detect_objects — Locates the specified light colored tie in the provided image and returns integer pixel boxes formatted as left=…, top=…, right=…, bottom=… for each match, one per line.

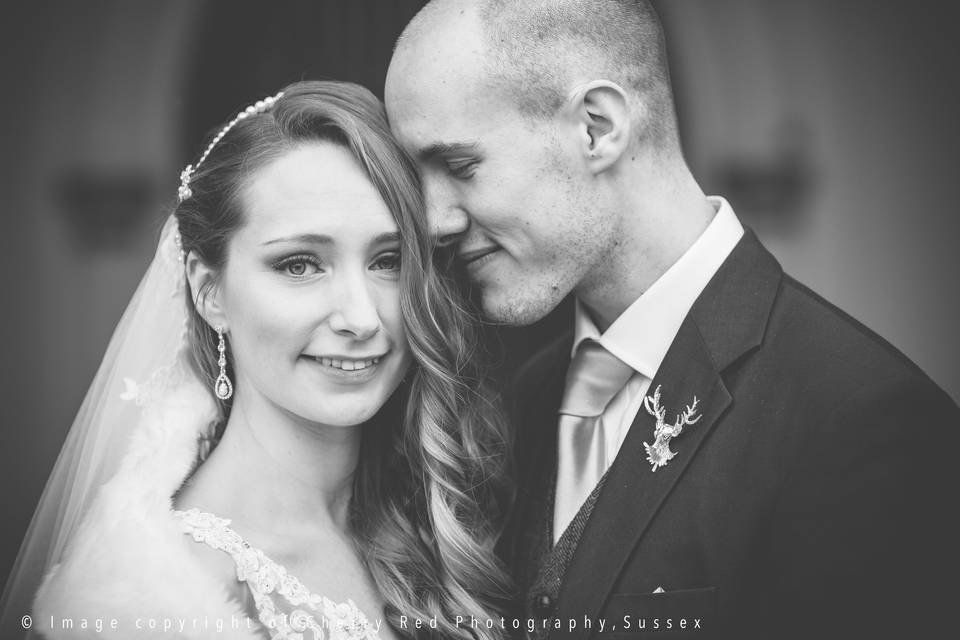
left=553, top=339, right=636, bottom=542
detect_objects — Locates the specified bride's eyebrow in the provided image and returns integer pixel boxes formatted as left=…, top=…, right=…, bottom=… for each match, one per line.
left=371, top=231, right=401, bottom=245
left=261, top=232, right=401, bottom=247
left=261, top=234, right=333, bottom=246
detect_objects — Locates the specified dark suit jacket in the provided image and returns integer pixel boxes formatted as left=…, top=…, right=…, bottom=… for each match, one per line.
left=503, top=231, right=959, bottom=640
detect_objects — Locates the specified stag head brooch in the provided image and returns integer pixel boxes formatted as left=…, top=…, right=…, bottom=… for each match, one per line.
left=642, top=385, right=702, bottom=472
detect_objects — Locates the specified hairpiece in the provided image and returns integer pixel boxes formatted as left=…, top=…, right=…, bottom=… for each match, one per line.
left=177, top=91, right=284, bottom=202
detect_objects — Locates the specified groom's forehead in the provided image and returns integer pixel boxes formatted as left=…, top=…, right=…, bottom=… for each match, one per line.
left=386, top=12, right=504, bottom=149
left=387, top=70, right=494, bottom=145
left=391, top=90, right=515, bottom=167
left=389, top=100, right=482, bottom=161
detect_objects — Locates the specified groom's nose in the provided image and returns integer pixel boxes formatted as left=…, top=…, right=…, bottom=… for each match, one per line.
left=425, top=180, right=469, bottom=247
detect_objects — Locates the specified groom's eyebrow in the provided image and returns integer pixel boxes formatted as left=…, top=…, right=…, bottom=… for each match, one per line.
left=419, top=141, right=479, bottom=160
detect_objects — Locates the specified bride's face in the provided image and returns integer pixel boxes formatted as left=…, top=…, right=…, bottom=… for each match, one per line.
left=215, top=142, right=412, bottom=428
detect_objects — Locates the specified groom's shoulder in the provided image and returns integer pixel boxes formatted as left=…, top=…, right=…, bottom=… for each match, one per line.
left=745, top=268, right=958, bottom=432
left=766, top=271, right=934, bottom=386
left=720, top=231, right=932, bottom=388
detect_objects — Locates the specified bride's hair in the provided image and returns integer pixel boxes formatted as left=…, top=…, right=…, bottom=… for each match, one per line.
left=174, top=80, right=511, bottom=639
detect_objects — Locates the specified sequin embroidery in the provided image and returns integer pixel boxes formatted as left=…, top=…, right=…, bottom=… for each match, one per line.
left=173, top=508, right=382, bottom=640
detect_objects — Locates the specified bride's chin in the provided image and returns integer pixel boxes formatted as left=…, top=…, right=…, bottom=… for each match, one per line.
left=296, top=399, right=382, bottom=430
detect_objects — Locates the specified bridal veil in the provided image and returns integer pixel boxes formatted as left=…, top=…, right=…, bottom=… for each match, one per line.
left=0, top=215, right=218, bottom=635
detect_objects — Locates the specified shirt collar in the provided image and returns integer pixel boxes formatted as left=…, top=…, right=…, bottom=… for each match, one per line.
left=572, top=196, right=745, bottom=377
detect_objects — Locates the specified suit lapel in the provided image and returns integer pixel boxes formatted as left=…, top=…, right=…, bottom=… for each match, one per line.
left=554, top=319, right=731, bottom=639
left=506, top=332, right=572, bottom=578
left=552, top=231, right=782, bottom=640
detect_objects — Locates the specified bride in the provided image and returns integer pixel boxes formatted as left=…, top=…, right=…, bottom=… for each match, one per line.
left=1, top=81, right=511, bottom=639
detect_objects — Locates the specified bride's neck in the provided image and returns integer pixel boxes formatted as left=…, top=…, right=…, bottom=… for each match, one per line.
left=179, top=393, right=362, bottom=533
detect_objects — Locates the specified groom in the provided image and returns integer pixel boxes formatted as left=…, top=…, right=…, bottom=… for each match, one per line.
left=385, top=1, right=958, bottom=638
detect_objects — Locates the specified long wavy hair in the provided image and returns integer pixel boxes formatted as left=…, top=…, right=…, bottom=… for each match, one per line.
left=174, top=80, right=512, bottom=639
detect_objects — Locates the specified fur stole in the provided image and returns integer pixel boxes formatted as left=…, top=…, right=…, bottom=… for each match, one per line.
left=33, top=380, right=264, bottom=639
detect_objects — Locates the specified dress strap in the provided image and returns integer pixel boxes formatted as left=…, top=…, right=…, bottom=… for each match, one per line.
left=172, top=508, right=381, bottom=640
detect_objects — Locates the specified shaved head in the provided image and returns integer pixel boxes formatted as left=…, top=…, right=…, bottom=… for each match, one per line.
left=393, top=0, right=679, bottom=150
left=385, top=0, right=691, bottom=325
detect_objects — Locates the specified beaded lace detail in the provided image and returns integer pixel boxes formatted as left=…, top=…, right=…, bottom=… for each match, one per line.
left=173, top=508, right=382, bottom=640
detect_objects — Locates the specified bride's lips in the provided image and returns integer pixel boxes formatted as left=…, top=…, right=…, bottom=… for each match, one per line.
left=302, top=353, right=387, bottom=381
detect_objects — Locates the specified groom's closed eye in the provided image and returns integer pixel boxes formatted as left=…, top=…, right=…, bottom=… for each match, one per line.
left=445, top=158, right=479, bottom=179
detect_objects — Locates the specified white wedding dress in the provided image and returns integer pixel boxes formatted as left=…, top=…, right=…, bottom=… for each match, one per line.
left=174, top=509, right=381, bottom=640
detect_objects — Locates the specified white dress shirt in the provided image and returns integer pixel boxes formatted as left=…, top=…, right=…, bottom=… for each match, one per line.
left=553, top=196, right=744, bottom=542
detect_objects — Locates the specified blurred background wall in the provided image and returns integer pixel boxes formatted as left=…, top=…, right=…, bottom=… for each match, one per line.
left=2, top=0, right=958, bottom=595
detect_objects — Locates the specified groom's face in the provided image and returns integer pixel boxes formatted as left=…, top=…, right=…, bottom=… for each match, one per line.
left=386, top=36, right=615, bottom=325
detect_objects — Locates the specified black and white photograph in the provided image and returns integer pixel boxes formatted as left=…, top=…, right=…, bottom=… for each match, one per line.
left=1, top=2, right=958, bottom=639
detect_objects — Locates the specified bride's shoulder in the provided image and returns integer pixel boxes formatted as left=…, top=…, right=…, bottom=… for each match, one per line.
left=32, top=395, right=259, bottom=637
left=34, top=498, right=258, bottom=638
left=170, top=505, right=248, bottom=603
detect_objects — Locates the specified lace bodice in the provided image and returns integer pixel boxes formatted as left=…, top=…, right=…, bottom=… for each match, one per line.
left=173, top=508, right=382, bottom=640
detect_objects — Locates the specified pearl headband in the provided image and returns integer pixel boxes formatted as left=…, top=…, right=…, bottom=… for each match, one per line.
left=177, top=91, right=284, bottom=203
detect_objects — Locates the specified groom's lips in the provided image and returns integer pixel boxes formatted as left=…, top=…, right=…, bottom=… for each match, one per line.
left=458, top=245, right=500, bottom=267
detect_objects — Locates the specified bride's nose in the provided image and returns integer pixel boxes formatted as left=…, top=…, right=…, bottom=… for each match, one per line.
left=327, top=275, right=382, bottom=341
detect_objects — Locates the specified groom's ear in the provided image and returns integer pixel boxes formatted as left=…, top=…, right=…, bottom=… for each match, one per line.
left=562, top=80, right=632, bottom=174
left=185, top=251, right=227, bottom=330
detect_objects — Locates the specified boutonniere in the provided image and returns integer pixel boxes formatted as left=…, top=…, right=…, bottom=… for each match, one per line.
left=642, top=385, right=702, bottom=472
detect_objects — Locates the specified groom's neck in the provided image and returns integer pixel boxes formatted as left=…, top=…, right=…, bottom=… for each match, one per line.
left=576, top=162, right=715, bottom=332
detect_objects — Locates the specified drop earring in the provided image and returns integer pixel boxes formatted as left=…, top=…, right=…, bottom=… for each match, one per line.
left=214, top=326, right=234, bottom=400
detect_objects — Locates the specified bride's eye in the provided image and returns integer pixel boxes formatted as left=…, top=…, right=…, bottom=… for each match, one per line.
left=273, top=255, right=323, bottom=278
left=371, top=251, right=401, bottom=273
